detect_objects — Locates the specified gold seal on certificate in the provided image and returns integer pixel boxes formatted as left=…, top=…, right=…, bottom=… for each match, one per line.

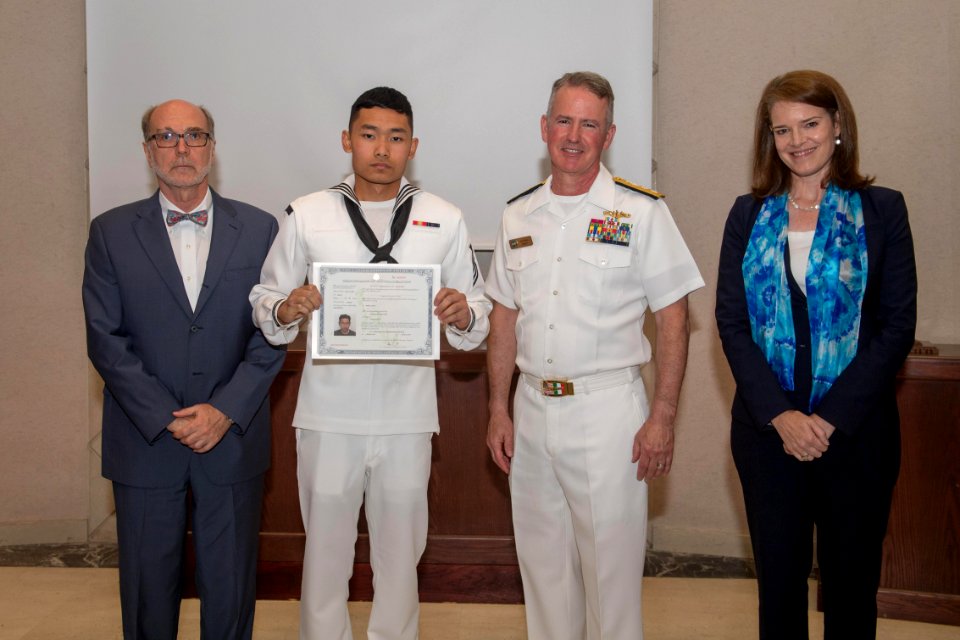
left=311, top=263, right=441, bottom=360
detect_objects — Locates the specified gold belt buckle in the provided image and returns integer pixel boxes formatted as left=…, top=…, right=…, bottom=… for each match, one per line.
left=541, top=379, right=574, bottom=397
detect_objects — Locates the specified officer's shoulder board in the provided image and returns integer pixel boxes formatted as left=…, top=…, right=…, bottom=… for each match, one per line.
left=613, top=176, right=664, bottom=200
left=507, top=181, right=546, bottom=205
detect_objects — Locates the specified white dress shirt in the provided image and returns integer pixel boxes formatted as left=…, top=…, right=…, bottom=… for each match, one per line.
left=159, top=189, right=213, bottom=311
left=486, top=164, right=704, bottom=379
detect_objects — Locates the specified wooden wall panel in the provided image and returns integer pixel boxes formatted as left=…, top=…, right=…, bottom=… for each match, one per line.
left=876, top=347, right=960, bottom=625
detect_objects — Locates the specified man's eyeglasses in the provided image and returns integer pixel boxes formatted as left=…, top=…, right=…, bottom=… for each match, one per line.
left=148, top=131, right=212, bottom=148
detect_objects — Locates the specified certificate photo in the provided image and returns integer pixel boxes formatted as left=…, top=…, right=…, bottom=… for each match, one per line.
left=311, top=263, right=441, bottom=360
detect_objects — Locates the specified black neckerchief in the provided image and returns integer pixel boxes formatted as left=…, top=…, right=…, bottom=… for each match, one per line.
left=331, top=182, right=420, bottom=263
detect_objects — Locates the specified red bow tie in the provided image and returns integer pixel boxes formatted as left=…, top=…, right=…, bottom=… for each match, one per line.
left=166, top=209, right=208, bottom=227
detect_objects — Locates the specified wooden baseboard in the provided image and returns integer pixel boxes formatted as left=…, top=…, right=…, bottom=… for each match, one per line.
left=190, top=561, right=524, bottom=603
left=818, top=580, right=960, bottom=627
left=184, top=532, right=524, bottom=603
left=877, top=588, right=960, bottom=627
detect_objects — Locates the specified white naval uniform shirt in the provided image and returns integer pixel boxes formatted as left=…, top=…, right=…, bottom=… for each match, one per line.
left=486, top=164, right=704, bottom=380
left=250, top=175, right=491, bottom=435
left=159, top=189, right=213, bottom=311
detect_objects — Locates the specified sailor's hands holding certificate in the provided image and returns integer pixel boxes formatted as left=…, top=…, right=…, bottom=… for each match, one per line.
left=434, top=287, right=470, bottom=331
left=278, top=284, right=322, bottom=325
left=281, top=284, right=466, bottom=329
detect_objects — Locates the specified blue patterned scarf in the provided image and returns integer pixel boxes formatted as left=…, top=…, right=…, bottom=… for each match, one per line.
left=742, top=184, right=867, bottom=410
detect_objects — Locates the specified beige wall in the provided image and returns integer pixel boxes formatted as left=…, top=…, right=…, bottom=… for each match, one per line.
left=649, top=0, right=960, bottom=556
left=0, top=1, right=91, bottom=543
left=0, top=1, right=956, bottom=557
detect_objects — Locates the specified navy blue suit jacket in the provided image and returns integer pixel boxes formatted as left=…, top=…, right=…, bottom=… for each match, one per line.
left=716, top=186, right=917, bottom=436
left=83, top=189, right=286, bottom=487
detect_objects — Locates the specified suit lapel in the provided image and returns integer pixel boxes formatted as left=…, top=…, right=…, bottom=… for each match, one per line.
left=860, top=188, right=883, bottom=294
left=133, top=193, right=194, bottom=318
left=194, top=189, right=240, bottom=317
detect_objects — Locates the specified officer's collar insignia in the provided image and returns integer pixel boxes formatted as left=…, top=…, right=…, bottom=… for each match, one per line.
left=613, top=177, right=664, bottom=199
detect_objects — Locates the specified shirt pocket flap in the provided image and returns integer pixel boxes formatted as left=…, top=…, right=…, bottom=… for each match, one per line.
left=505, top=246, right=540, bottom=271
left=578, top=243, right=632, bottom=269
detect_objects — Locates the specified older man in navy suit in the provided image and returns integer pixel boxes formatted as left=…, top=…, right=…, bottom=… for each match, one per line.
left=83, top=99, right=285, bottom=639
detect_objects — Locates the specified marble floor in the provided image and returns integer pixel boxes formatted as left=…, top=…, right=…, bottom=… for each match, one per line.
left=0, top=567, right=957, bottom=639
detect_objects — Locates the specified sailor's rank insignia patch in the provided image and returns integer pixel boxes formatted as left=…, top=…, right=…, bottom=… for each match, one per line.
left=586, top=216, right=632, bottom=246
left=509, top=235, right=534, bottom=249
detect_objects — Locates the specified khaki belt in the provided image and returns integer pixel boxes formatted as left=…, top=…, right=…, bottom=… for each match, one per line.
left=522, top=366, right=641, bottom=397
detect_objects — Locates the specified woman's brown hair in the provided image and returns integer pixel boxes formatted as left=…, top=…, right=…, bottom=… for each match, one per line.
left=751, top=70, right=873, bottom=198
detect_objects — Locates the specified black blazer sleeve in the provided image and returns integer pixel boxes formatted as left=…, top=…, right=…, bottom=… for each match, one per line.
left=715, top=194, right=795, bottom=428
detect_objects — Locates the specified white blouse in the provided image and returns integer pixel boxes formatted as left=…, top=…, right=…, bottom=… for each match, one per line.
left=787, top=229, right=815, bottom=296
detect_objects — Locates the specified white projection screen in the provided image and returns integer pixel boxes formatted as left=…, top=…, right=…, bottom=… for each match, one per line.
left=87, top=1, right=653, bottom=249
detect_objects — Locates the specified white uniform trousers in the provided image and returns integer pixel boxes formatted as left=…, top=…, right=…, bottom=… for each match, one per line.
left=510, top=376, right=650, bottom=640
left=296, top=429, right=433, bottom=640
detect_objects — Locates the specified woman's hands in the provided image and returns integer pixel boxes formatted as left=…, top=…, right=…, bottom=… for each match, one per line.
left=771, top=410, right=836, bottom=461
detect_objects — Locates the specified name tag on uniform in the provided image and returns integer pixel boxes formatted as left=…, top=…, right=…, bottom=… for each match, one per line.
left=509, top=235, right=534, bottom=249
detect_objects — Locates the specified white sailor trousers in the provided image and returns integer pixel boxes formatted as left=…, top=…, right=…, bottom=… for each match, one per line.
left=296, top=429, right=432, bottom=640
left=510, top=376, right=649, bottom=640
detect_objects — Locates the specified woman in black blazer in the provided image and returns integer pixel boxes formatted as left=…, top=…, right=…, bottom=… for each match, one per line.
left=716, top=70, right=917, bottom=640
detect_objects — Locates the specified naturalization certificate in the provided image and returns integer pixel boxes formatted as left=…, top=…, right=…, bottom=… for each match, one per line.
left=310, top=263, right=441, bottom=360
